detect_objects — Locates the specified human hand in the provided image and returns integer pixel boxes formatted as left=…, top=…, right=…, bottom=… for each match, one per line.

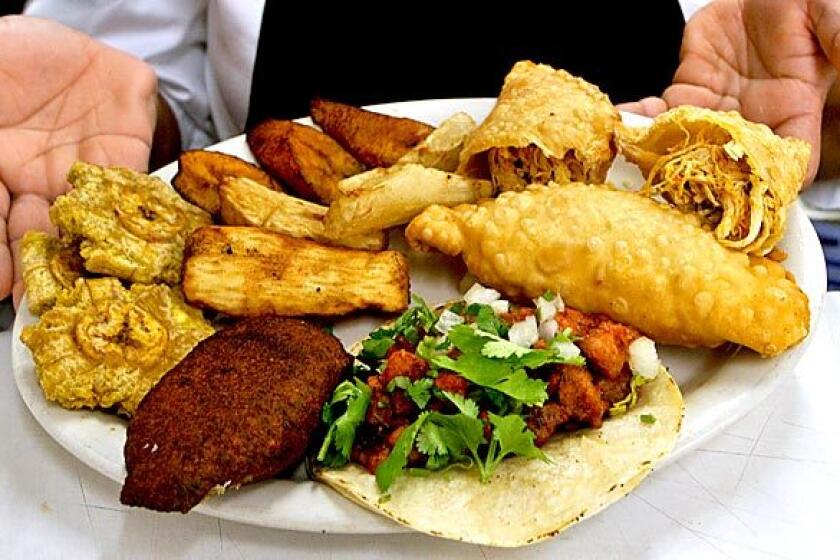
left=0, top=16, right=156, bottom=308
left=620, top=0, right=840, bottom=184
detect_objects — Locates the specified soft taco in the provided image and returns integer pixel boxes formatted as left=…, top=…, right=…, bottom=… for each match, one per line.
left=313, top=285, right=683, bottom=547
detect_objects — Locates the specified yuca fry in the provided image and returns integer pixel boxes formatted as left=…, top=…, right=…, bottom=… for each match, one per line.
left=247, top=120, right=364, bottom=203
left=172, top=150, right=282, bottom=215
left=310, top=99, right=433, bottom=168
left=323, top=164, right=494, bottom=239
left=182, top=226, right=409, bottom=317
left=219, top=177, right=386, bottom=250
left=397, top=112, right=477, bottom=172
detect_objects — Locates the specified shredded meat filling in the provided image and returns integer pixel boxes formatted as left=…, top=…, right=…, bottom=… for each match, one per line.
left=487, top=145, right=586, bottom=191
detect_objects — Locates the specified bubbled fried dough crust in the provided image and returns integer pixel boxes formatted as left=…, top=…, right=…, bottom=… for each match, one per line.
left=406, top=183, right=809, bottom=356
left=120, top=317, right=351, bottom=513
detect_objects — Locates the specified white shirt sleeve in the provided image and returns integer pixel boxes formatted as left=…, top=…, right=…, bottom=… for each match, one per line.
left=24, top=0, right=217, bottom=149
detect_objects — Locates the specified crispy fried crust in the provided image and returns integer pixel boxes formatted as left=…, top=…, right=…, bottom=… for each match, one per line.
left=406, top=184, right=809, bottom=356
left=172, top=150, right=282, bottom=215
left=21, top=231, right=84, bottom=315
left=181, top=226, right=409, bottom=316
left=247, top=120, right=363, bottom=203
left=51, top=162, right=211, bottom=285
left=310, top=99, right=434, bottom=168
left=20, top=278, right=214, bottom=416
left=120, top=316, right=350, bottom=512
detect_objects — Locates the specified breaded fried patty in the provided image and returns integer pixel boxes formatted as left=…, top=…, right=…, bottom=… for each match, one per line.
left=120, top=316, right=350, bottom=513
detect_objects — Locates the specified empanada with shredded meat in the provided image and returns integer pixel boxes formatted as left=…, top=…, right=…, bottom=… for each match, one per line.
left=458, top=61, right=619, bottom=190
left=617, top=106, right=810, bottom=256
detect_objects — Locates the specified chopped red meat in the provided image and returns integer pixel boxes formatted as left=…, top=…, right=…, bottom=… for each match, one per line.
left=434, top=372, right=469, bottom=395
left=577, top=320, right=639, bottom=379
left=380, top=349, right=428, bottom=385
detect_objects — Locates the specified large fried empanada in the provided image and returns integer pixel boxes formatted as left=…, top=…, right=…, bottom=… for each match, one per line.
left=617, top=106, right=810, bottom=256
left=406, top=183, right=809, bottom=357
left=458, top=61, right=619, bottom=191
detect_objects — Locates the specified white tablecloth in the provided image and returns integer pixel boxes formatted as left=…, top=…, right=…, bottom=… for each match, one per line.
left=2, top=294, right=838, bottom=560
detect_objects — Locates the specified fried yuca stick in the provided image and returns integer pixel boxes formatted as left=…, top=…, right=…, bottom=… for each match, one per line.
left=219, top=177, right=387, bottom=250
left=323, top=164, right=494, bottom=239
left=182, top=226, right=408, bottom=317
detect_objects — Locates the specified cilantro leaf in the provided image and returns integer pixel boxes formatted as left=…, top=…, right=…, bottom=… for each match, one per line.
left=317, top=379, right=371, bottom=467
left=482, top=338, right=530, bottom=359
left=640, top=414, right=657, bottom=424
left=432, top=353, right=548, bottom=406
left=416, top=422, right=448, bottom=456
left=465, top=303, right=508, bottom=337
left=406, top=378, right=434, bottom=409
left=376, top=413, right=430, bottom=491
left=360, top=337, right=394, bottom=361
left=488, top=412, right=548, bottom=463
left=441, top=391, right=480, bottom=418
left=416, top=335, right=449, bottom=362
left=386, top=376, right=434, bottom=410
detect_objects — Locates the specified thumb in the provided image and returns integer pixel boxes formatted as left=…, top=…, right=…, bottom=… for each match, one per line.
left=0, top=184, right=10, bottom=305
left=616, top=97, right=669, bottom=118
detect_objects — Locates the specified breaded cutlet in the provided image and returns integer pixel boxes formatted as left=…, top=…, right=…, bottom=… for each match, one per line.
left=120, top=316, right=350, bottom=513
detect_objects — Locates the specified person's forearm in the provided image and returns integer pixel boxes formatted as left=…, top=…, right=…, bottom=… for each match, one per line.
left=149, top=93, right=181, bottom=171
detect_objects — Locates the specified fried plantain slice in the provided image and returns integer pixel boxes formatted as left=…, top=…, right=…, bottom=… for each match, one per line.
left=172, top=150, right=282, bottom=215
left=310, top=99, right=434, bottom=168
left=247, top=120, right=363, bottom=203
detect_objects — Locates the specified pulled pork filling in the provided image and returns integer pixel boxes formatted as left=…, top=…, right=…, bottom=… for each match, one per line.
left=487, top=145, right=586, bottom=191
left=643, top=141, right=757, bottom=246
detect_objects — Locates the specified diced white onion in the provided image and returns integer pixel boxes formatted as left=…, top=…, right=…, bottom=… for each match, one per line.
left=508, top=315, right=539, bottom=348
left=489, top=299, right=510, bottom=315
left=538, top=318, right=558, bottom=341
left=552, top=340, right=581, bottom=359
left=628, top=336, right=661, bottom=380
left=534, top=298, right=556, bottom=324
left=435, top=309, right=464, bottom=334
left=463, top=283, right=501, bottom=306
left=552, top=293, right=565, bottom=312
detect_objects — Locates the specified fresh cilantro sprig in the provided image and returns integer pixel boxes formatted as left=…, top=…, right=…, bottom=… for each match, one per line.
left=317, top=379, right=371, bottom=467
left=482, top=412, right=548, bottom=476
left=386, top=376, right=435, bottom=409
left=430, top=324, right=586, bottom=406
left=465, top=303, right=508, bottom=337
left=374, top=410, right=548, bottom=491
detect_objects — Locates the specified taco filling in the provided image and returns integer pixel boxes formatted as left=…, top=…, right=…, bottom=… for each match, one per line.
left=317, top=284, right=664, bottom=492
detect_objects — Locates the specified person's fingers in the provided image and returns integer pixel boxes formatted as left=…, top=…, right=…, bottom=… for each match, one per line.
left=616, top=97, right=668, bottom=117
left=0, top=182, right=11, bottom=303
left=8, top=194, right=55, bottom=309
left=662, top=83, right=741, bottom=111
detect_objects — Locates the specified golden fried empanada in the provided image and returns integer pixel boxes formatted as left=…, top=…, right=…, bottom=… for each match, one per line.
left=51, top=162, right=211, bottom=284
left=617, top=106, right=810, bottom=256
left=458, top=61, right=619, bottom=190
left=20, top=277, right=214, bottom=416
left=406, top=183, right=809, bottom=356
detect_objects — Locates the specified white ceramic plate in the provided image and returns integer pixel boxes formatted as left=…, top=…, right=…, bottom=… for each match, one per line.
left=12, top=99, right=827, bottom=534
